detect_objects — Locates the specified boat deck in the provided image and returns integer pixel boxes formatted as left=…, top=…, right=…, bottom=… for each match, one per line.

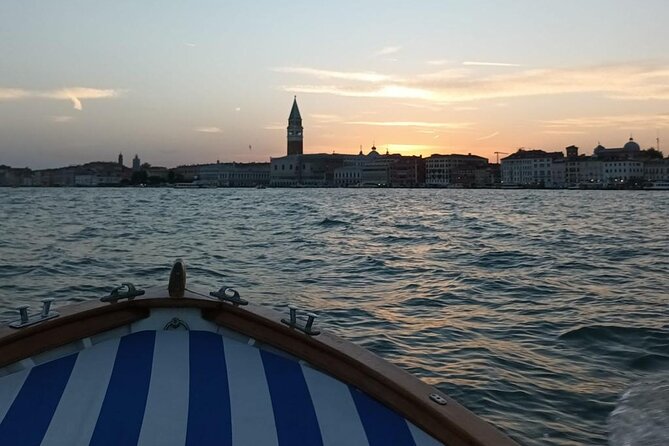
left=0, top=329, right=441, bottom=446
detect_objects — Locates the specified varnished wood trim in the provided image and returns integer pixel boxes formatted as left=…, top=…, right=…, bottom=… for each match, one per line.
left=0, top=289, right=517, bottom=446
left=0, top=307, right=149, bottom=368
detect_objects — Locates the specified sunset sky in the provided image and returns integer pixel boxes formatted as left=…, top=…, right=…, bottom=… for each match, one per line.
left=2, top=0, right=669, bottom=168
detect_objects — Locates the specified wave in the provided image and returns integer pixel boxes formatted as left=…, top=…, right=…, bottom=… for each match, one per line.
left=559, top=325, right=668, bottom=342
left=317, top=217, right=349, bottom=227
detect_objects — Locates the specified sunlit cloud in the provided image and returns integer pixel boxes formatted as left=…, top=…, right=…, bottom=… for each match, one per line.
left=235, top=107, right=241, bottom=111
left=194, top=126, right=223, bottom=133
left=398, top=102, right=442, bottom=111
left=0, top=87, right=121, bottom=110
left=462, top=61, right=522, bottom=67
left=386, top=144, right=447, bottom=154
left=279, top=63, right=669, bottom=103
left=273, top=67, right=391, bottom=83
left=454, top=106, right=479, bottom=111
left=476, top=131, right=499, bottom=140
left=541, top=113, right=669, bottom=129
left=376, top=46, right=402, bottom=56
left=310, top=113, right=343, bottom=123
left=347, top=121, right=473, bottom=130
left=427, top=60, right=450, bottom=66
left=284, top=84, right=436, bottom=100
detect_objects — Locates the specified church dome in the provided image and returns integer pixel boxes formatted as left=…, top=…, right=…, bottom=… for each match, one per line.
left=624, top=137, right=640, bottom=151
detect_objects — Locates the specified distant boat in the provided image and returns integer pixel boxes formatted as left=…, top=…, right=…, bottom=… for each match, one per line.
left=0, top=260, right=517, bottom=446
left=644, top=181, right=669, bottom=190
left=173, top=182, right=200, bottom=188
left=255, top=184, right=266, bottom=189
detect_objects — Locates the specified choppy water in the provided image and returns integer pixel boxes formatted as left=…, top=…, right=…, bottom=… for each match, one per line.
left=1, top=188, right=668, bottom=445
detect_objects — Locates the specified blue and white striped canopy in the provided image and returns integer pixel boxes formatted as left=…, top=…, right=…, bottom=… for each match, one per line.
left=0, top=330, right=443, bottom=446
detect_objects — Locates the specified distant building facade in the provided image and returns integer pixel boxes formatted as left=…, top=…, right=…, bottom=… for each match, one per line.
left=501, top=149, right=564, bottom=187
left=198, top=162, right=270, bottom=186
left=132, top=154, right=141, bottom=171
left=426, top=154, right=488, bottom=187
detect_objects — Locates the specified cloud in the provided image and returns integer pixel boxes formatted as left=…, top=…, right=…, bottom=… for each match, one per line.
left=347, top=121, right=473, bottom=130
left=69, top=95, right=82, bottom=110
left=427, top=60, right=450, bottom=66
left=284, top=84, right=435, bottom=100
left=398, top=102, right=443, bottom=111
left=0, top=87, right=121, bottom=110
left=263, top=123, right=285, bottom=130
left=49, top=115, right=74, bottom=123
left=541, top=113, right=669, bottom=129
left=462, top=61, right=521, bottom=67
left=278, top=63, right=669, bottom=103
left=386, top=143, right=445, bottom=153
left=476, top=131, right=499, bottom=140
left=310, top=113, right=342, bottom=123
left=542, top=130, right=587, bottom=135
left=184, top=42, right=197, bottom=47
left=0, top=88, right=30, bottom=100
left=274, top=67, right=391, bottom=83
left=194, top=126, right=223, bottom=133
left=376, top=46, right=402, bottom=56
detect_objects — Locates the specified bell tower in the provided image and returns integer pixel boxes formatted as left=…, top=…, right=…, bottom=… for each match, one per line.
left=287, top=96, right=303, bottom=155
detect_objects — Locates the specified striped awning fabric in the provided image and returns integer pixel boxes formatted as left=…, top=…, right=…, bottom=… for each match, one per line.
left=0, top=330, right=443, bottom=446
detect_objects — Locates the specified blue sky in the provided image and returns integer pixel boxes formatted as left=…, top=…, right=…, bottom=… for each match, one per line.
left=1, top=1, right=668, bottom=168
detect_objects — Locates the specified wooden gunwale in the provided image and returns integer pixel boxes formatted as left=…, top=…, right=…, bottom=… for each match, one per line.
left=0, top=287, right=518, bottom=446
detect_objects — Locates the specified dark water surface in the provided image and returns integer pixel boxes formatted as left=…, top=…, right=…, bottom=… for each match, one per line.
left=1, top=188, right=668, bottom=445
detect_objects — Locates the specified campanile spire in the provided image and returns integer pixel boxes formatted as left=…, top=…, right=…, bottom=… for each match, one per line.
left=287, top=96, right=303, bottom=155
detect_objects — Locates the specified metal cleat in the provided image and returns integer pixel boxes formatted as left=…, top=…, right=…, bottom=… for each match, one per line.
left=101, top=282, right=145, bottom=303
left=281, top=306, right=321, bottom=336
left=210, top=287, right=248, bottom=306
left=10, top=299, right=60, bottom=328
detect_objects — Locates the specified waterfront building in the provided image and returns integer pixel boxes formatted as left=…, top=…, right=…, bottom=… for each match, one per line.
left=560, top=139, right=666, bottom=187
left=172, top=164, right=200, bottom=182
left=332, top=146, right=425, bottom=187
left=271, top=153, right=352, bottom=187
left=474, top=163, right=501, bottom=187
left=0, top=165, right=32, bottom=187
left=132, top=154, right=141, bottom=171
left=333, top=151, right=365, bottom=187
left=425, top=154, right=488, bottom=187
left=500, top=149, right=564, bottom=187
left=593, top=137, right=642, bottom=160
left=388, top=154, right=425, bottom=187
left=359, top=146, right=392, bottom=186
left=198, top=162, right=270, bottom=186
left=562, top=145, right=606, bottom=187
left=644, top=158, right=669, bottom=181
left=601, top=160, right=644, bottom=185
left=74, top=174, right=98, bottom=187
left=145, top=166, right=169, bottom=181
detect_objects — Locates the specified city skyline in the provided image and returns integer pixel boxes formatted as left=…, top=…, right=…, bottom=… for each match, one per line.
left=2, top=1, right=669, bottom=168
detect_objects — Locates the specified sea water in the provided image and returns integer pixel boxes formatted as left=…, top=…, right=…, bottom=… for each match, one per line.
left=0, top=188, right=667, bottom=445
